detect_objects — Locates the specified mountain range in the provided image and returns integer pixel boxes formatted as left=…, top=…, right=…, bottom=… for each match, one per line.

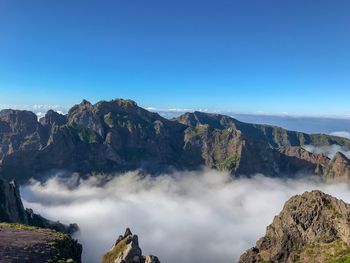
left=1, top=99, right=350, bottom=262
left=0, top=98, right=349, bottom=183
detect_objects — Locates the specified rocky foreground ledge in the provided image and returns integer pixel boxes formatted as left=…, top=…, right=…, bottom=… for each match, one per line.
left=0, top=175, right=82, bottom=262
left=239, top=190, right=350, bottom=263
left=0, top=223, right=82, bottom=263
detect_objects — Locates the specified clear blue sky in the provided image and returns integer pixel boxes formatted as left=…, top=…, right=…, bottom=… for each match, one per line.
left=0, top=0, right=349, bottom=116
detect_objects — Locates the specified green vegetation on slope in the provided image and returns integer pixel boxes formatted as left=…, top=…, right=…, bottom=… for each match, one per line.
left=70, top=124, right=99, bottom=143
left=296, top=240, right=350, bottom=263
left=216, top=154, right=240, bottom=171
left=102, top=238, right=128, bottom=263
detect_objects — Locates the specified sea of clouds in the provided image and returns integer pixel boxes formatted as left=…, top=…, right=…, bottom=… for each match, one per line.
left=21, top=170, right=350, bottom=263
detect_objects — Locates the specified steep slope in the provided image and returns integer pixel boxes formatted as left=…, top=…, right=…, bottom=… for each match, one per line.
left=176, top=111, right=350, bottom=149
left=102, top=228, right=160, bottom=263
left=177, top=111, right=350, bottom=177
left=1, top=98, right=350, bottom=182
left=239, top=191, right=350, bottom=263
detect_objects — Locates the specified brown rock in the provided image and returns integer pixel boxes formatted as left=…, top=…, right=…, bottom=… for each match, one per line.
left=325, top=152, right=350, bottom=182
left=102, top=228, right=160, bottom=263
left=239, top=190, right=350, bottom=263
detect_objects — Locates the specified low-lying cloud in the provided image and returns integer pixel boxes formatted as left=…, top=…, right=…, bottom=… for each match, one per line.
left=21, top=170, right=350, bottom=263
left=331, top=131, right=350, bottom=139
left=303, top=144, right=350, bottom=159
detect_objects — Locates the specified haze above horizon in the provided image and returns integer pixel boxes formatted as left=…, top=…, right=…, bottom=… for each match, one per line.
left=0, top=0, right=349, bottom=117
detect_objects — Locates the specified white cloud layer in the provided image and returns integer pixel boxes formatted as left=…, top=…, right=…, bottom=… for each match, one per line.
left=0, top=104, right=68, bottom=119
left=303, top=144, right=350, bottom=159
left=331, top=131, right=350, bottom=139
left=21, top=170, right=350, bottom=263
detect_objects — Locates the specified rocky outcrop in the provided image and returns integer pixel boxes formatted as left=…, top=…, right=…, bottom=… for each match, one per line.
left=40, top=109, right=67, bottom=131
left=0, top=175, right=82, bottom=262
left=0, top=175, right=79, bottom=234
left=26, top=208, right=79, bottom=235
left=1, top=98, right=350, bottom=182
left=325, top=152, right=350, bottom=182
left=239, top=190, right=350, bottom=263
left=102, top=228, right=160, bottom=263
left=0, top=223, right=82, bottom=263
left=280, top=147, right=350, bottom=181
left=0, top=177, right=28, bottom=223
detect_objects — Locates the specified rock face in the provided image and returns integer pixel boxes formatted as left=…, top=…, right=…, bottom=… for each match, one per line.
left=0, top=175, right=82, bottom=262
left=0, top=175, right=78, bottom=234
left=1, top=98, right=350, bottom=182
left=0, top=223, right=82, bottom=263
left=280, top=147, right=350, bottom=181
left=0, top=177, right=28, bottom=223
left=102, top=228, right=160, bottom=263
left=239, top=190, right=350, bottom=263
left=26, top=208, right=79, bottom=235
left=325, top=152, right=350, bottom=182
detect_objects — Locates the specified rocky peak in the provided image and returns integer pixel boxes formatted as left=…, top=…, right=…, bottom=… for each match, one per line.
left=68, top=99, right=95, bottom=117
left=39, top=109, right=67, bottom=128
left=239, top=190, right=350, bottom=263
left=325, top=152, right=350, bottom=181
left=0, top=109, right=39, bottom=134
left=68, top=99, right=104, bottom=137
left=113, top=98, right=138, bottom=108
left=102, top=228, right=160, bottom=263
left=333, top=151, right=350, bottom=162
left=176, top=111, right=237, bottom=130
left=81, top=99, right=92, bottom=105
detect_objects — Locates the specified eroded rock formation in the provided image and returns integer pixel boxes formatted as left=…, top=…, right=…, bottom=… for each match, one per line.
left=239, top=190, right=350, bottom=263
left=102, top=228, right=160, bottom=263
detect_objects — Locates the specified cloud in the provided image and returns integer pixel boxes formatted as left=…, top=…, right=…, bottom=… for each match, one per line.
left=303, top=144, right=350, bottom=159
left=21, top=170, right=350, bottom=263
left=0, top=104, right=68, bottom=119
left=330, top=131, right=350, bottom=139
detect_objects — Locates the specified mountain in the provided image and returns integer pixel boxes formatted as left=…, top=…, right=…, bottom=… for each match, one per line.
left=102, top=228, right=160, bottom=263
left=1, top=98, right=350, bottom=182
left=239, top=190, right=350, bottom=263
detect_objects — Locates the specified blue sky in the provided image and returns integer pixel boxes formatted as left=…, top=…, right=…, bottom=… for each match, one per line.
left=0, top=0, right=349, bottom=116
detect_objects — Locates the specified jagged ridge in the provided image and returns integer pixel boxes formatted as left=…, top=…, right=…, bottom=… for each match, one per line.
left=0, top=98, right=350, bottom=182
